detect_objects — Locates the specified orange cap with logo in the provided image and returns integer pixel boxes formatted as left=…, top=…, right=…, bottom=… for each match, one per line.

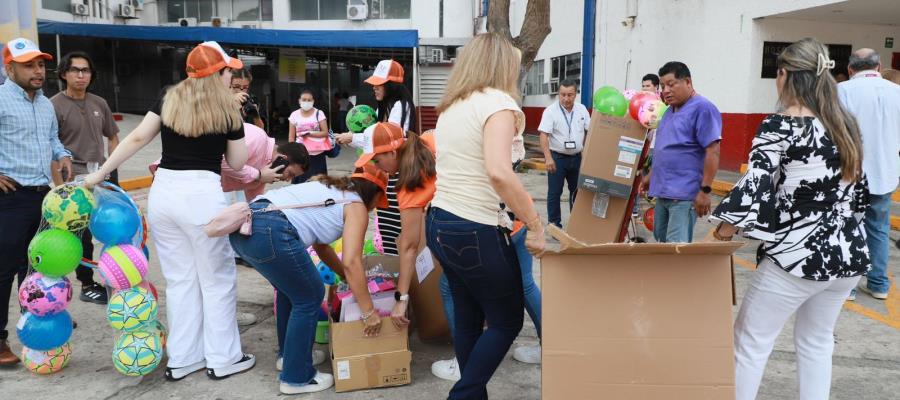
left=3, top=38, right=53, bottom=65
left=354, top=122, right=405, bottom=168
left=186, top=41, right=244, bottom=78
left=364, top=59, right=404, bottom=86
left=351, top=163, right=390, bottom=208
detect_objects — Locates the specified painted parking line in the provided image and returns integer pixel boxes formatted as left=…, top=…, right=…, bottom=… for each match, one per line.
left=733, top=255, right=900, bottom=330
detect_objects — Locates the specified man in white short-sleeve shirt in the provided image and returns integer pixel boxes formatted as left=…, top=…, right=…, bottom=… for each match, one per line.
left=538, top=79, right=590, bottom=228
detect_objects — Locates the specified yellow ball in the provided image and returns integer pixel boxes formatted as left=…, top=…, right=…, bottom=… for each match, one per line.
left=42, top=184, right=95, bottom=232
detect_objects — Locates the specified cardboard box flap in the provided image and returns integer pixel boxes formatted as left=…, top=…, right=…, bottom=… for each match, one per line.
left=548, top=225, right=743, bottom=255
left=330, top=318, right=409, bottom=359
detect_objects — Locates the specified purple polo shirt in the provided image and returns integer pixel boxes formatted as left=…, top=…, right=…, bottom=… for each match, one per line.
left=648, top=94, right=722, bottom=201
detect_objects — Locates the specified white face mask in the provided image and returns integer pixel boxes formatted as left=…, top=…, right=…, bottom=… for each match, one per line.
left=300, top=101, right=314, bottom=111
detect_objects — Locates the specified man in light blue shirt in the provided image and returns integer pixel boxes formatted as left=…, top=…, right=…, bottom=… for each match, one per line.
left=0, top=38, right=72, bottom=365
left=838, top=48, right=900, bottom=300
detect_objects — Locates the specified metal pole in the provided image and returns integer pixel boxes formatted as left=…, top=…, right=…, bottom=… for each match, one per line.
left=55, top=34, right=62, bottom=91
left=112, top=40, right=119, bottom=112
left=327, top=50, right=332, bottom=123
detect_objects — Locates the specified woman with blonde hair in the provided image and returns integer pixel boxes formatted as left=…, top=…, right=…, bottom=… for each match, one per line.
left=85, top=41, right=255, bottom=381
left=426, top=32, right=545, bottom=399
left=710, top=38, right=869, bottom=400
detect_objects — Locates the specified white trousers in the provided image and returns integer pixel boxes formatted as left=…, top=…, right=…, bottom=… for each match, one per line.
left=734, top=259, right=860, bottom=400
left=149, top=168, right=243, bottom=369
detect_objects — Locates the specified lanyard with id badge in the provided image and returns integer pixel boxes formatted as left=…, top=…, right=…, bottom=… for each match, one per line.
left=559, top=104, right=577, bottom=150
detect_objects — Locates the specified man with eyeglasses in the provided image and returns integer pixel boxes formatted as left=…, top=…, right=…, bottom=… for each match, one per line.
left=50, top=51, right=120, bottom=305
left=1, top=38, right=73, bottom=366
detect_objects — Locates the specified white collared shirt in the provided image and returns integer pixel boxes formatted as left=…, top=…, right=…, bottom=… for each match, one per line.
left=538, top=101, right=590, bottom=155
left=838, top=70, right=900, bottom=195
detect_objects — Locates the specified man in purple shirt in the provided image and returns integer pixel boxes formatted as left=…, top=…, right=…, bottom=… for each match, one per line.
left=639, top=62, right=721, bottom=243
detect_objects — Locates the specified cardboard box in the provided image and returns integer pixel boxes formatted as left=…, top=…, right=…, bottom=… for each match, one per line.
left=568, top=114, right=647, bottom=243
left=542, top=226, right=741, bottom=400
left=365, top=247, right=450, bottom=342
left=329, top=315, right=412, bottom=393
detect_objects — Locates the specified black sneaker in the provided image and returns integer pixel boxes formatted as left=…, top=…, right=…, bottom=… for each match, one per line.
left=206, top=354, right=256, bottom=380
left=165, top=360, right=207, bottom=381
left=80, top=283, right=108, bottom=304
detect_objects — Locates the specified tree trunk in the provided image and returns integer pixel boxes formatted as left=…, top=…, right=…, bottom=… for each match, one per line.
left=487, top=0, right=552, bottom=87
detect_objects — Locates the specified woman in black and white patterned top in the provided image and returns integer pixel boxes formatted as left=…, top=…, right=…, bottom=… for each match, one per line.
left=710, top=38, right=869, bottom=400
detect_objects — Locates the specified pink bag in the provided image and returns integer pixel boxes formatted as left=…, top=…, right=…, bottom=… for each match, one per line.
left=204, top=198, right=357, bottom=238
left=299, top=110, right=333, bottom=155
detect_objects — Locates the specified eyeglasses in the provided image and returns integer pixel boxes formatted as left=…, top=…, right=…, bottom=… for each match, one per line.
left=67, top=67, right=92, bottom=75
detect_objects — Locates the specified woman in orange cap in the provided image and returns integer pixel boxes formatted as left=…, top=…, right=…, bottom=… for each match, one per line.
left=228, top=164, right=388, bottom=394
left=85, top=41, right=255, bottom=381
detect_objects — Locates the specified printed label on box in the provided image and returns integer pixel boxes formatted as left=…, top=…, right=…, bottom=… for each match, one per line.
left=337, top=360, right=351, bottom=380
left=592, top=193, right=610, bottom=218
left=415, top=247, right=435, bottom=284
left=617, top=150, right=637, bottom=165
left=618, top=136, right=644, bottom=153
left=613, top=165, right=633, bottom=179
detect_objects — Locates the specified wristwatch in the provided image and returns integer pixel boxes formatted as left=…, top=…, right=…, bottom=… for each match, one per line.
left=394, top=292, right=409, bottom=302
left=701, top=185, right=712, bottom=194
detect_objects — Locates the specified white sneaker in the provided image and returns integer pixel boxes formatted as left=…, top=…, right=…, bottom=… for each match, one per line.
left=165, top=360, right=206, bottom=381
left=513, top=345, right=542, bottom=364
left=237, top=312, right=257, bottom=326
left=431, top=357, right=461, bottom=381
left=280, top=372, right=334, bottom=394
left=277, top=350, right=326, bottom=371
left=207, top=354, right=256, bottom=380
left=858, top=277, right=888, bottom=300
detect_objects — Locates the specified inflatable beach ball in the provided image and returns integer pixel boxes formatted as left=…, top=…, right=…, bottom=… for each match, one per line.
left=346, top=104, right=377, bottom=133
left=42, top=184, right=95, bottom=232
left=22, top=342, right=72, bottom=375
left=28, top=229, right=82, bottom=278
left=18, top=273, right=72, bottom=317
left=16, top=311, right=73, bottom=351
left=108, top=286, right=158, bottom=332
left=98, top=245, right=148, bottom=290
left=112, top=331, right=163, bottom=376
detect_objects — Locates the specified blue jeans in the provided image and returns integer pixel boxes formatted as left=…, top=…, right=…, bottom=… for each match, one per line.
left=440, top=228, right=542, bottom=340
left=864, top=193, right=892, bottom=293
left=547, top=151, right=581, bottom=227
left=653, top=198, right=696, bottom=243
left=426, top=207, right=524, bottom=400
left=229, top=201, right=325, bottom=386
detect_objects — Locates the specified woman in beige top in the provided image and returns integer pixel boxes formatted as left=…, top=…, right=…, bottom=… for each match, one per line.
left=426, top=32, right=545, bottom=400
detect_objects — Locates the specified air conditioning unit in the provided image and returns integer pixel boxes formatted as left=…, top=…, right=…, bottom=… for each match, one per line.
left=179, top=18, right=198, bottom=27
left=241, top=23, right=258, bottom=29
left=347, top=0, right=368, bottom=21
left=549, top=78, right=560, bottom=95
left=118, top=4, right=137, bottom=18
left=211, top=16, right=228, bottom=27
left=130, top=0, right=145, bottom=11
left=71, top=2, right=89, bottom=16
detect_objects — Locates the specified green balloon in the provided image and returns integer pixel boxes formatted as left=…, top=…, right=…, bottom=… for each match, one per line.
left=593, top=86, right=628, bottom=117
left=28, top=229, right=83, bottom=278
left=345, top=105, right=378, bottom=133
left=363, top=239, right=378, bottom=256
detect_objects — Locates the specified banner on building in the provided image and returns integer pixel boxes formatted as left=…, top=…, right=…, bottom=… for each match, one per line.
left=278, top=48, right=307, bottom=83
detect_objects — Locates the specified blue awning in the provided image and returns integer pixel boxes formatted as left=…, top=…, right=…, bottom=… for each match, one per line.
left=37, top=20, right=418, bottom=48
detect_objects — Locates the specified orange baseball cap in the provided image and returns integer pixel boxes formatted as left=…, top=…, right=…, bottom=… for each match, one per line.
left=186, top=41, right=243, bottom=78
left=3, top=38, right=52, bottom=65
left=364, top=59, right=404, bottom=86
left=354, top=122, right=405, bottom=168
left=351, top=163, right=390, bottom=208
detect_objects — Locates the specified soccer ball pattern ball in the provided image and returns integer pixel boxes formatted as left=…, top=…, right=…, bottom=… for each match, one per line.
left=107, top=286, right=158, bottom=332
left=112, top=331, right=163, bottom=376
left=22, top=342, right=72, bottom=375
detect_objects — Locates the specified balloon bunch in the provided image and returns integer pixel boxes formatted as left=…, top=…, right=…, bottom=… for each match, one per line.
left=88, top=183, right=165, bottom=377
left=593, top=86, right=669, bottom=129
left=16, top=184, right=94, bottom=374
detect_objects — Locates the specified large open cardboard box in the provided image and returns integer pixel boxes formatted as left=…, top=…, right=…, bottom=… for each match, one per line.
left=329, top=315, right=411, bottom=392
left=542, top=226, right=741, bottom=399
left=567, top=114, right=648, bottom=243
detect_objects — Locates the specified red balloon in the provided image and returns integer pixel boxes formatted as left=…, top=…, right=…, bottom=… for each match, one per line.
left=629, top=92, right=659, bottom=120
left=643, top=207, right=655, bottom=231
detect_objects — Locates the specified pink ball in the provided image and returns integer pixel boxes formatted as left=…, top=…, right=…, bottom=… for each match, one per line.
left=97, top=244, right=148, bottom=290
left=18, top=273, right=73, bottom=317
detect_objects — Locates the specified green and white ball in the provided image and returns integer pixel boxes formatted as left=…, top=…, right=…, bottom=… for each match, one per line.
left=107, top=287, right=158, bottom=332
left=112, top=331, right=163, bottom=376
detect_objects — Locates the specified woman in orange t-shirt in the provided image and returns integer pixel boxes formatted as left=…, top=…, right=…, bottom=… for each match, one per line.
left=353, top=122, right=436, bottom=328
